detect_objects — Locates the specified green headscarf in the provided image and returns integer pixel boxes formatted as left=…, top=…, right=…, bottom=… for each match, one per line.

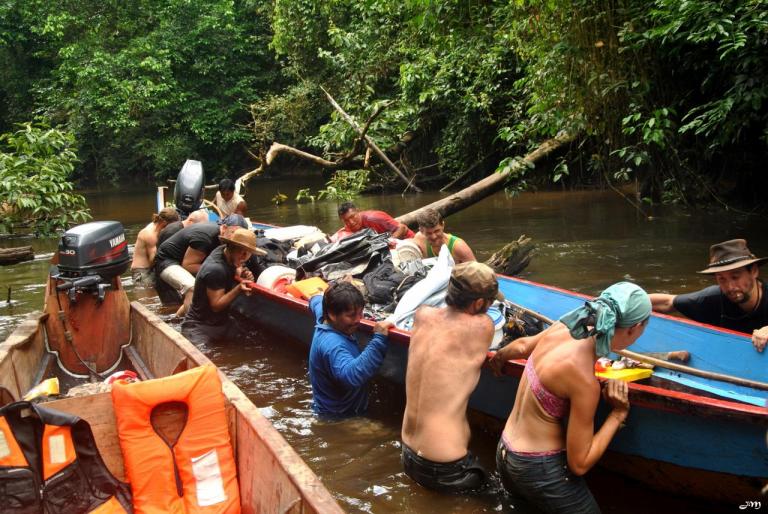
left=558, top=281, right=651, bottom=357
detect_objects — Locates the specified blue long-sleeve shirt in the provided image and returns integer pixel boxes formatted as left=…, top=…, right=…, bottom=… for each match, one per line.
left=308, top=295, right=389, bottom=417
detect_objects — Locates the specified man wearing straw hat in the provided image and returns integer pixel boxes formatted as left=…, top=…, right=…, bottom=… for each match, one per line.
left=181, top=228, right=266, bottom=346
left=650, top=239, right=768, bottom=352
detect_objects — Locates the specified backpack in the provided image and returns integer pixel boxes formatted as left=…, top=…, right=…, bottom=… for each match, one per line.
left=362, top=260, right=406, bottom=305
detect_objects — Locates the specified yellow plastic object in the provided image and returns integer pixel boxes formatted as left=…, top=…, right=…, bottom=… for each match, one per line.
left=23, top=377, right=60, bottom=401
left=286, top=277, right=328, bottom=300
left=595, top=368, right=653, bottom=382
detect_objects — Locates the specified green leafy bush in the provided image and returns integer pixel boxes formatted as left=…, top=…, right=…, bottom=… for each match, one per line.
left=0, top=122, right=91, bottom=235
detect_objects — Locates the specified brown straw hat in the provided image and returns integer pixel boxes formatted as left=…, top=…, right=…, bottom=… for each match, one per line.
left=449, top=262, right=504, bottom=301
left=697, top=239, right=768, bottom=274
left=219, top=228, right=266, bottom=256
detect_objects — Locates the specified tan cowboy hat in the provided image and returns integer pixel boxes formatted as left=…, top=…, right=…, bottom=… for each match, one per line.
left=697, top=239, right=768, bottom=274
left=219, top=228, right=266, bottom=256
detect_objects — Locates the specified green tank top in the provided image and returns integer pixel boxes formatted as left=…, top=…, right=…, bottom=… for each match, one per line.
left=426, top=234, right=461, bottom=258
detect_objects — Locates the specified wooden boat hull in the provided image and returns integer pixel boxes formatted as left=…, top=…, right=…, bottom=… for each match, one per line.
left=0, top=301, right=343, bottom=514
left=232, top=231, right=768, bottom=502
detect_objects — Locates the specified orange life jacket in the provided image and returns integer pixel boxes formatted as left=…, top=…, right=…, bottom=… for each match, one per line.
left=111, top=364, right=240, bottom=513
left=0, top=401, right=132, bottom=513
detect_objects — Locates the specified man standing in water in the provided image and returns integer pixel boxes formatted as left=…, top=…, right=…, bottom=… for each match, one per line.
left=181, top=228, right=266, bottom=346
left=650, top=239, right=768, bottom=352
left=155, top=214, right=249, bottom=317
left=308, top=281, right=394, bottom=417
left=130, top=207, right=179, bottom=287
left=401, top=261, right=503, bottom=493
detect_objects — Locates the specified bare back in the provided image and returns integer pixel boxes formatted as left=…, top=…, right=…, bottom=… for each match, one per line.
left=131, top=222, right=161, bottom=270
left=402, top=305, right=493, bottom=461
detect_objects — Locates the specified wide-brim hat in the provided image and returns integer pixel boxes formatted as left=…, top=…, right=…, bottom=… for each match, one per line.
left=220, top=228, right=266, bottom=256
left=697, top=238, right=768, bottom=274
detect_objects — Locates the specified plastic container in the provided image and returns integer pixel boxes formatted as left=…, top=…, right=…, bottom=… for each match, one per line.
left=286, top=277, right=328, bottom=300
left=256, top=266, right=296, bottom=294
left=487, top=306, right=505, bottom=349
left=395, top=239, right=423, bottom=264
left=595, top=368, right=653, bottom=382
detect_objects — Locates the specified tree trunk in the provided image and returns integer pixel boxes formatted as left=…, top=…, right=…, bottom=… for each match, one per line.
left=396, top=133, right=576, bottom=227
left=484, top=236, right=536, bottom=276
left=0, top=246, right=34, bottom=265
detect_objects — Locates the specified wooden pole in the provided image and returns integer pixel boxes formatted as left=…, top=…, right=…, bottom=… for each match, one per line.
left=503, top=301, right=768, bottom=391
left=617, top=349, right=768, bottom=391
left=320, top=86, right=422, bottom=193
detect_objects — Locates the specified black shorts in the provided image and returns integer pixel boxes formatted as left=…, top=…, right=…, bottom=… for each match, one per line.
left=401, top=443, right=488, bottom=494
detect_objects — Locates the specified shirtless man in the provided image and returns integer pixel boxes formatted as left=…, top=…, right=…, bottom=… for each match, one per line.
left=401, top=261, right=503, bottom=493
left=130, top=207, right=179, bottom=287
left=412, top=208, right=475, bottom=264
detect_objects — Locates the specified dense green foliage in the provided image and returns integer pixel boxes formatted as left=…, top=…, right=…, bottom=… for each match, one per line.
left=266, top=0, right=768, bottom=205
left=1, top=0, right=766, bottom=206
left=0, top=123, right=90, bottom=235
left=0, top=0, right=280, bottom=184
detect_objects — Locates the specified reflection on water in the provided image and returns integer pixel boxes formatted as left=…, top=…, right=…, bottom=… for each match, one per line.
left=1, top=180, right=757, bottom=512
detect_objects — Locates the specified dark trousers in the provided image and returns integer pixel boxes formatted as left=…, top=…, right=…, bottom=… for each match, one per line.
left=181, top=318, right=242, bottom=347
left=401, top=443, right=488, bottom=494
left=496, top=440, right=601, bottom=514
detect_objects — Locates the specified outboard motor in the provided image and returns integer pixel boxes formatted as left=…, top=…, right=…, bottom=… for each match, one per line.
left=54, top=221, right=130, bottom=303
left=173, top=159, right=205, bottom=217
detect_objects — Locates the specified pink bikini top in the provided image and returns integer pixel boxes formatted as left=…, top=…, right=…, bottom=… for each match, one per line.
left=525, top=355, right=570, bottom=419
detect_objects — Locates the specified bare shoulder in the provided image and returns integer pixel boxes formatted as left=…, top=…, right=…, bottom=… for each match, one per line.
left=414, top=305, right=439, bottom=323
left=468, top=311, right=494, bottom=332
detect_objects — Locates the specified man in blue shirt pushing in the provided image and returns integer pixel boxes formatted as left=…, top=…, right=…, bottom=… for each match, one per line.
left=308, top=281, right=394, bottom=417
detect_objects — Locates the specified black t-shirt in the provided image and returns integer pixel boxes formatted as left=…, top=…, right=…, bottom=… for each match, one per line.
left=157, top=221, right=183, bottom=249
left=155, top=223, right=221, bottom=274
left=673, top=282, right=768, bottom=334
left=186, top=246, right=236, bottom=326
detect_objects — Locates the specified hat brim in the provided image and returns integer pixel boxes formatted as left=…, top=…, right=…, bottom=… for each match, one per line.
left=697, top=257, right=768, bottom=274
left=220, top=236, right=267, bottom=256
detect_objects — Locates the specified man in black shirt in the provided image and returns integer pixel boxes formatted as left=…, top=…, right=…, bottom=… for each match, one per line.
left=155, top=214, right=249, bottom=317
left=181, top=228, right=266, bottom=346
left=156, top=209, right=209, bottom=248
left=650, top=239, right=768, bottom=352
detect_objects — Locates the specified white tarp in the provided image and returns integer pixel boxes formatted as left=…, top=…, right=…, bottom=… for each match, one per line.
left=391, top=245, right=454, bottom=329
left=263, top=225, right=322, bottom=242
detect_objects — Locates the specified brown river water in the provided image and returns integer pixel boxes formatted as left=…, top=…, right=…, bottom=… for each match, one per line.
left=2, top=174, right=765, bottom=513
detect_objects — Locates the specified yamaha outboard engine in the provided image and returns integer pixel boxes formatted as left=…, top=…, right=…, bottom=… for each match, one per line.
left=173, top=159, right=205, bottom=218
left=54, top=221, right=130, bottom=303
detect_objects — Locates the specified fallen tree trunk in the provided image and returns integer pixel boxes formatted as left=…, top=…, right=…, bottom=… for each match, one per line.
left=0, top=246, right=34, bottom=265
left=396, top=133, right=576, bottom=227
